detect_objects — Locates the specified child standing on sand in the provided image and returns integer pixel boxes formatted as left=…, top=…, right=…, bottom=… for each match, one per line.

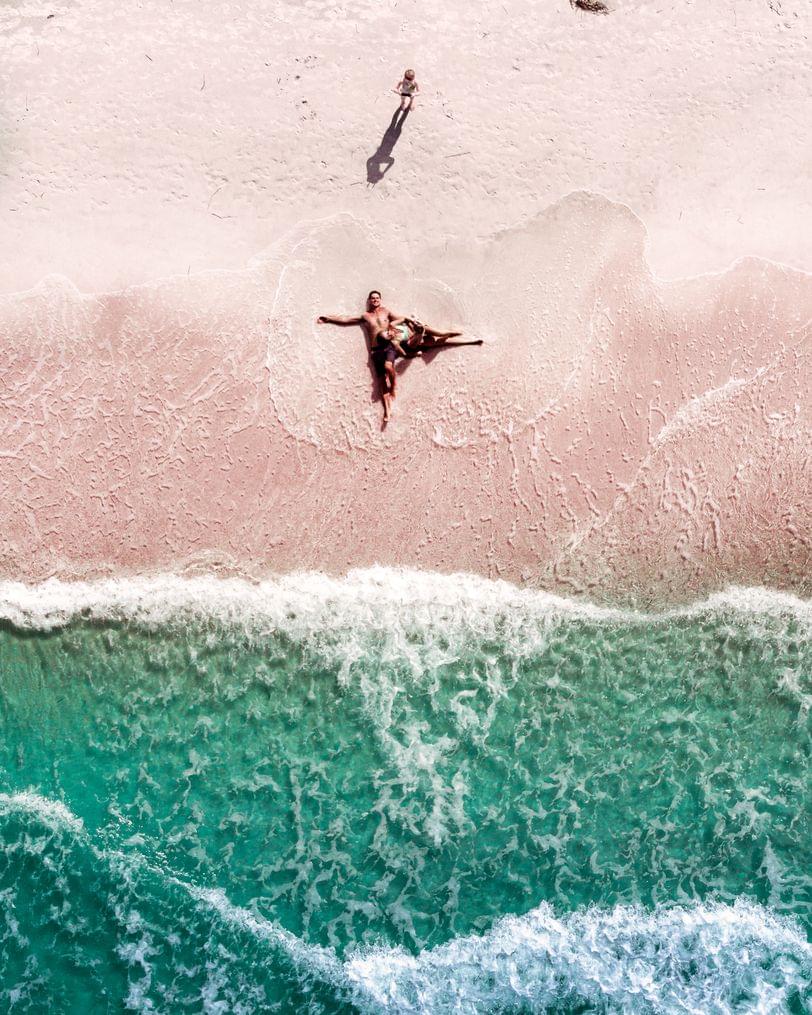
left=394, top=69, right=419, bottom=112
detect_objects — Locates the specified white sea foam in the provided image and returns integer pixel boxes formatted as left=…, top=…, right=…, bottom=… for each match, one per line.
left=189, top=886, right=344, bottom=986
left=343, top=899, right=812, bottom=1014
left=652, top=373, right=759, bottom=449
left=0, top=568, right=809, bottom=636
left=2, top=791, right=809, bottom=1014
left=0, top=568, right=613, bottom=631
left=192, top=887, right=812, bottom=1015
left=0, top=791, right=84, bottom=835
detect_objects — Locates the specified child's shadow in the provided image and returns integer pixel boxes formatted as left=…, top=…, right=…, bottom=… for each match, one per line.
left=366, top=108, right=409, bottom=185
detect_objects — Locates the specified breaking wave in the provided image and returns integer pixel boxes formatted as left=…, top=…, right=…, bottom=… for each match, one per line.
left=1, top=792, right=809, bottom=1014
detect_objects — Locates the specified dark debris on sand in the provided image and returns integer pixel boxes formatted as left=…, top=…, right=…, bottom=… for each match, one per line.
left=570, top=0, right=610, bottom=12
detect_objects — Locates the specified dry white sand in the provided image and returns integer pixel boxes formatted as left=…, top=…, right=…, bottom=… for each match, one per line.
left=1, top=0, right=810, bottom=601
left=3, top=0, right=810, bottom=289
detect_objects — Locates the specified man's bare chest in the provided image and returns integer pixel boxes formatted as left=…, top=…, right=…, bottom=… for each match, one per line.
left=364, top=311, right=391, bottom=338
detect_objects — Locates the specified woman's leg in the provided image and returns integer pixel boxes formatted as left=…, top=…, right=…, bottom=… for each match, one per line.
left=416, top=321, right=463, bottom=344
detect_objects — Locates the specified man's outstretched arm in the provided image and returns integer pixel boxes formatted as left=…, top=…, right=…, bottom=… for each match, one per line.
left=317, top=314, right=363, bottom=325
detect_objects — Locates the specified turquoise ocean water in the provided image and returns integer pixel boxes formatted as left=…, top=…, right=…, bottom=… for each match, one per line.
left=0, top=569, right=809, bottom=1013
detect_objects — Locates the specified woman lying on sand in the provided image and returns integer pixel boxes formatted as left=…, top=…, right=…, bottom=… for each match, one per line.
left=370, top=319, right=481, bottom=421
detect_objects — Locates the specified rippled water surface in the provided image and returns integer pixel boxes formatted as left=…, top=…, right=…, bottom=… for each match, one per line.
left=0, top=572, right=809, bottom=1012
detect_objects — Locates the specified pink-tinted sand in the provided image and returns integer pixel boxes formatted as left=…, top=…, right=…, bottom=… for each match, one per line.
left=1, top=197, right=808, bottom=601
left=1, top=0, right=810, bottom=601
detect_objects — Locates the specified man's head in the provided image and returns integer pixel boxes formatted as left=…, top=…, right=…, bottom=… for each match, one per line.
left=367, top=290, right=382, bottom=310
left=404, top=69, right=415, bottom=81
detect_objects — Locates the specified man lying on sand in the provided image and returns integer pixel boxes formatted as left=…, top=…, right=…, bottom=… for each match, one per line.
left=317, top=290, right=464, bottom=422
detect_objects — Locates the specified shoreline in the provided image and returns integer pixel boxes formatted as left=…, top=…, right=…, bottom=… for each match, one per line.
left=1, top=566, right=810, bottom=631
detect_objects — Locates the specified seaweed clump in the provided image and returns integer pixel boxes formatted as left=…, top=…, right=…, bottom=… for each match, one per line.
left=570, top=0, right=610, bottom=12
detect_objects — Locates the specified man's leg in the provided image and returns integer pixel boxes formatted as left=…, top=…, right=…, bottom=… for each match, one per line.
left=372, top=352, right=390, bottom=421
left=381, top=366, right=395, bottom=421
left=385, top=360, right=397, bottom=398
